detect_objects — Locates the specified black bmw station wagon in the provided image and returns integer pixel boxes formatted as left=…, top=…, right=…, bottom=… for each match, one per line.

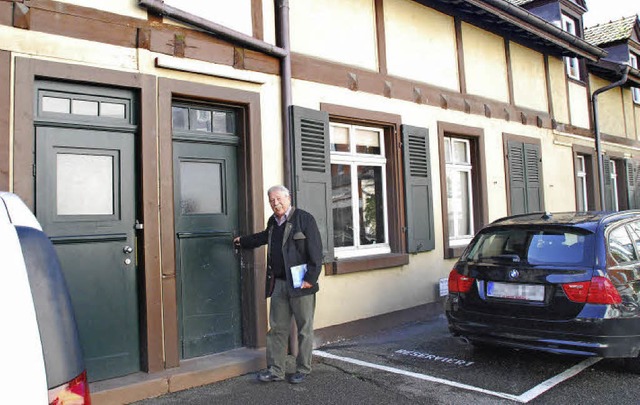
left=446, top=211, right=640, bottom=372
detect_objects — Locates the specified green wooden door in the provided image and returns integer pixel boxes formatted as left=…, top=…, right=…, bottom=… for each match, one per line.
left=35, top=127, right=139, bottom=382
left=173, top=140, right=241, bottom=359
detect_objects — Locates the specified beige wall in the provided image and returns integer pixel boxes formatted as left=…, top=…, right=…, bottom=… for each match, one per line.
left=510, top=42, right=548, bottom=112
left=622, top=88, right=638, bottom=140
left=548, top=56, right=570, bottom=123
left=590, top=75, right=625, bottom=137
left=461, top=22, right=509, bottom=103
left=568, top=81, right=591, bottom=129
left=291, top=78, right=571, bottom=329
left=289, top=0, right=378, bottom=70
left=164, top=0, right=253, bottom=36
left=384, top=0, right=459, bottom=91
left=55, top=0, right=147, bottom=19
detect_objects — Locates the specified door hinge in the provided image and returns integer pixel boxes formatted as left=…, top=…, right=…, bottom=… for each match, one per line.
left=135, top=220, right=144, bottom=230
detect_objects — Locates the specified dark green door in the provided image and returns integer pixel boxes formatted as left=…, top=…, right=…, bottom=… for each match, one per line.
left=173, top=140, right=241, bottom=358
left=35, top=127, right=139, bottom=381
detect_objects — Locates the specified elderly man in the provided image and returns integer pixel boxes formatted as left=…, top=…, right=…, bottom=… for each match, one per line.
left=233, top=185, right=323, bottom=384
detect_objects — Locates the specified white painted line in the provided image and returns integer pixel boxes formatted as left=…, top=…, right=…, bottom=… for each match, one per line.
left=313, top=350, right=601, bottom=403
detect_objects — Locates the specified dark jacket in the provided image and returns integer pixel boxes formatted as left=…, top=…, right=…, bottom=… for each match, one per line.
left=239, top=207, right=323, bottom=298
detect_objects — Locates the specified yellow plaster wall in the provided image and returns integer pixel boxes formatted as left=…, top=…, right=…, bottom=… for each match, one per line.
left=590, top=75, right=625, bottom=137
left=290, top=78, right=574, bottom=329
left=384, top=0, right=459, bottom=91
left=622, top=88, right=637, bottom=140
left=548, top=56, right=570, bottom=123
left=289, top=0, right=378, bottom=70
left=164, top=0, right=253, bottom=37
left=510, top=42, right=548, bottom=112
left=54, top=0, right=147, bottom=19
left=568, top=81, right=591, bottom=129
left=461, top=22, right=509, bottom=103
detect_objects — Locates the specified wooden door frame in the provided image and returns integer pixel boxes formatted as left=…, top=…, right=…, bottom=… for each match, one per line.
left=158, top=78, right=266, bottom=368
left=13, top=57, right=163, bottom=373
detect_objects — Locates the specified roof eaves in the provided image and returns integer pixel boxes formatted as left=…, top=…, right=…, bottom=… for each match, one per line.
left=461, top=0, right=607, bottom=61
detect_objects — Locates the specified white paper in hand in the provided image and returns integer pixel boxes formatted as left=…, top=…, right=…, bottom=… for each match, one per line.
left=290, top=264, right=308, bottom=288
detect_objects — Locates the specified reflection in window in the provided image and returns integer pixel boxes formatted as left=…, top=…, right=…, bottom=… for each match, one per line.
left=608, top=226, right=637, bottom=264
left=576, top=155, right=588, bottom=211
left=330, top=123, right=389, bottom=257
left=71, top=99, right=99, bottom=116
left=101, top=102, right=126, bottom=118
left=57, top=153, right=114, bottom=215
left=191, top=109, right=212, bottom=132
left=180, top=161, right=223, bottom=214
left=172, top=106, right=189, bottom=130
left=172, top=104, right=237, bottom=135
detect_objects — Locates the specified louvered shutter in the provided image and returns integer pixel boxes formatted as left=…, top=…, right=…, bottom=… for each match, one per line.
left=508, top=141, right=543, bottom=214
left=626, top=159, right=640, bottom=209
left=402, top=125, right=435, bottom=253
left=603, top=155, right=613, bottom=211
left=507, top=141, right=527, bottom=215
left=524, top=143, right=544, bottom=212
left=290, top=105, right=333, bottom=262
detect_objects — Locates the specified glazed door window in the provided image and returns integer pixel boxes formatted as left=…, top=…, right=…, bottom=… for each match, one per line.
left=576, top=155, right=588, bottom=211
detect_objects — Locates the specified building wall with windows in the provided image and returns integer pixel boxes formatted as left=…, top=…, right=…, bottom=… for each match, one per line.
left=4, top=0, right=640, bottom=402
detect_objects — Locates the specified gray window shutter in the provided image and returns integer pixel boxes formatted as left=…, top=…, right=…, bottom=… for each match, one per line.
left=626, top=159, right=640, bottom=209
left=507, top=141, right=527, bottom=215
left=508, top=141, right=543, bottom=214
left=290, top=105, right=334, bottom=262
left=402, top=125, right=435, bottom=253
left=603, top=155, right=613, bottom=211
left=523, top=143, right=544, bottom=212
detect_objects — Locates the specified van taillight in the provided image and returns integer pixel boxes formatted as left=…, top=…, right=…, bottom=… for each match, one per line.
left=48, top=370, right=91, bottom=405
left=448, top=269, right=475, bottom=293
left=562, top=276, right=622, bottom=304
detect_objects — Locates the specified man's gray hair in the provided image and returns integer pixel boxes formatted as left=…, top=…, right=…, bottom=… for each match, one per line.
left=267, top=185, right=290, bottom=197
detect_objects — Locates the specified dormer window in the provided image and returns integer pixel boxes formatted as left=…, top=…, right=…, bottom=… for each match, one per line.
left=630, top=54, right=640, bottom=104
left=562, top=14, right=581, bottom=80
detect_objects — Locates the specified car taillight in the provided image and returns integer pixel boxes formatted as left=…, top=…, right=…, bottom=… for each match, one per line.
left=562, top=276, right=622, bottom=304
left=48, top=370, right=91, bottom=405
left=448, top=269, right=475, bottom=293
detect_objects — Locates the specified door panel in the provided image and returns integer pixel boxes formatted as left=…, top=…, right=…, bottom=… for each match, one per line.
left=173, top=141, right=241, bottom=359
left=36, top=127, right=139, bottom=381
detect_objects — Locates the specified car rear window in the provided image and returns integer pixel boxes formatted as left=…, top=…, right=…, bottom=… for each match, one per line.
left=465, top=227, right=594, bottom=266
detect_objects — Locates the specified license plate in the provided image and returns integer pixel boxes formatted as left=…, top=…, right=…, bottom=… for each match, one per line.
left=487, top=281, right=544, bottom=301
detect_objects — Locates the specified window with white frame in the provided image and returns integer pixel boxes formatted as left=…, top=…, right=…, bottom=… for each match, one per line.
left=576, top=155, right=588, bottom=211
left=562, top=15, right=581, bottom=80
left=630, top=54, right=640, bottom=104
left=330, top=123, right=390, bottom=258
left=610, top=160, right=619, bottom=211
left=445, top=137, right=474, bottom=246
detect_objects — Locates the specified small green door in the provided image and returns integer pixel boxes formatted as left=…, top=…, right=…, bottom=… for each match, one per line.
left=173, top=140, right=242, bottom=358
left=35, top=127, right=140, bottom=381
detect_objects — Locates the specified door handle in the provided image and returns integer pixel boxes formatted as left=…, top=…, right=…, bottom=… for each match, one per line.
left=123, top=245, right=133, bottom=254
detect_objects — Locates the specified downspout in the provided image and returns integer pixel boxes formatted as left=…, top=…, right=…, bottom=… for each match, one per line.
left=137, top=0, right=293, bottom=188
left=592, top=65, right=630, bottom=210
left=276, top=0, right=294, bottom=193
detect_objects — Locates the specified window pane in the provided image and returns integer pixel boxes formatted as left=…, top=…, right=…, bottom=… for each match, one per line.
left=355, top=128, right=380, bottom=155
left=358, top=166, right=385, bottom=244
left=71, top=99, right=99, bottom=116
left=448, top=170, right=471, bottom=237
left=190, top=109, right=212, bottom=132
left=42, top=96, right=71, bottom=114
left=57, top=153, right=114, bottom=215
left=212, top=111, right=233, bottom=133
left=179, top=161, right=223, bottom=214
left=444, top=138, right=451, bottom=163
left=577, top=178, right=586, bottom=211
left=332, top=164, right=353, bottom=247
left=172, top=107, right=189, bottom=130
left=101, top=102, right=126, bottom=118
left=452, top=140, right=468, bottom=164
left=330, top=125, right=350, bottom=152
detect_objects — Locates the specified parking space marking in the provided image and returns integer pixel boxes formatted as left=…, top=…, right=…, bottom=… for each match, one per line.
left=313, top=350, right=601, bottom=403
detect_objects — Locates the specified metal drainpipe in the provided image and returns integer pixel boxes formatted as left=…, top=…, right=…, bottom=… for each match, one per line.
left=137, top=0, right=293, bottom=189
left=592, top=65, right=630, bottom=210
left=276, top=0, right=294, bottom=194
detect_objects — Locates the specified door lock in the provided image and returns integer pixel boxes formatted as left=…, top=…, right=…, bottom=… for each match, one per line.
left=123, top=246, right=133, bottom=254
